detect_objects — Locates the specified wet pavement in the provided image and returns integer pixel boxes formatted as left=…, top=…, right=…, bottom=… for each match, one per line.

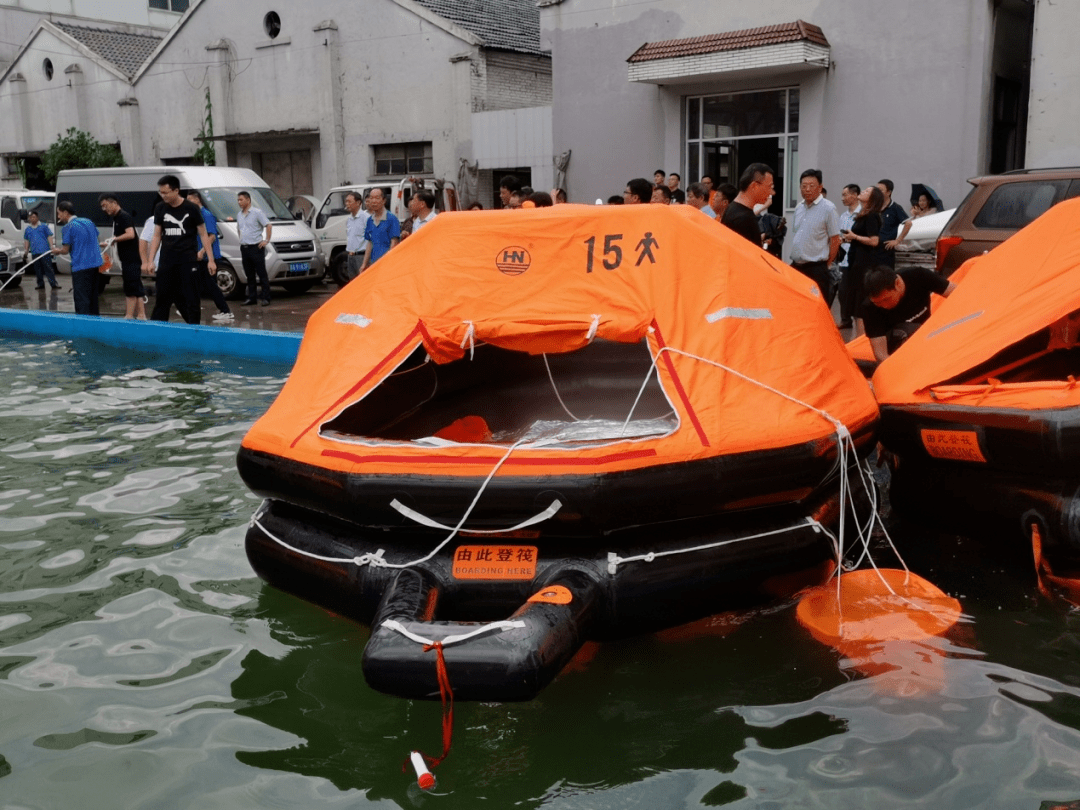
left=0, top=269, right=336, bottom=333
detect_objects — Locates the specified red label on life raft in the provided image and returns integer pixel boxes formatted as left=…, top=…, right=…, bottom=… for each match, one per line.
left=452, top=545, right=538, bottom=580
left=920, top=429, right=986, bottom=462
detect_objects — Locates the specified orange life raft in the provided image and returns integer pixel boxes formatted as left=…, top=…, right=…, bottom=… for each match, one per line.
left=238, top=204, right=879, bottom=700
left=873, top=198, right=1080, bottom=571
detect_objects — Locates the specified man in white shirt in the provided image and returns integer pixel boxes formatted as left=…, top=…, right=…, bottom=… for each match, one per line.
left=236, top=190, right=272, bottom=305
left=411, top=191, right=437, bottom=232
left=789, top=169, right=840, bottom=299
left=343, top=190, right=369, bottom=281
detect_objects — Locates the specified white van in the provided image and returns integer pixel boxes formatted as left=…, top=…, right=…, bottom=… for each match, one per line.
left=0, top=190, right=54, bottom=285
left=290, top=177, right=457, bottom=286
left=55, top=166, right=325, bottom=298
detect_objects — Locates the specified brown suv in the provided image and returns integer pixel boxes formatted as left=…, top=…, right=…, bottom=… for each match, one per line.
left=935, top=167, right=1080, bottom=276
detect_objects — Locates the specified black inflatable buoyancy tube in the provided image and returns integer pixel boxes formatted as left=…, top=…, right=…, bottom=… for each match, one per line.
left=245, top=492, right=842, bottom=700
left=362, top=567, right=600, bottom=701
left=879, top=403, right=1080, bottom=476
left=890, top=458, right=1080, bottom=570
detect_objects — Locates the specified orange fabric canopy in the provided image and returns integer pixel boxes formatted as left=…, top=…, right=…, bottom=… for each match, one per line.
left=243, top=204, right=877, bottom=476
left=873, top=197, right=1080, bottom=409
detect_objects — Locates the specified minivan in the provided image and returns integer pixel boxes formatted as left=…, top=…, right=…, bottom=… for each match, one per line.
left=55, top=166, right=325, bottom=297
left=935, top=167, right=1080, bottom=276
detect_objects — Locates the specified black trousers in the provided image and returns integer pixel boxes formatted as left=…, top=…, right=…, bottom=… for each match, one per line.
left=197, top=259, right=230, bottom=313
left=791, top=261, right=833, bottom=305
left=71, top=268, right=100, bottom=315
left=240, top=244, right=271, bottom=302
left=151, top=260, right=200, bottom=324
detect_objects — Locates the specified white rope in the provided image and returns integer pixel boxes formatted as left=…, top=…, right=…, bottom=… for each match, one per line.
left=585, top=314, right=601, bottom=343
left=391, top=497, right=562, bottom=533
left=252, top=512, right=387, bottom=566
left=543, top=354, right=582, bottom=421
left=460, top=320, right=475, bottom=360
left=381, top=618, right=526, bottom=647
left=607, top=517, right=824, bottom=574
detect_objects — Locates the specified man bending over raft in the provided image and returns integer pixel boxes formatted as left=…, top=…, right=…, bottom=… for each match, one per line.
left=860, top=266, right=957, bottom=362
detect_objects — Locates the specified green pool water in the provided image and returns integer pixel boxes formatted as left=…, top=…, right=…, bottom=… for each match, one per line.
left=1, top=336, right=1079, bottom=809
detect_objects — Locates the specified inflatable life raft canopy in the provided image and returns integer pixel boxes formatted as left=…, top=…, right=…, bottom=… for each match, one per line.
left=873, top=196, right=1080, bottom=412
left=242, top=204, right=878, bottom=475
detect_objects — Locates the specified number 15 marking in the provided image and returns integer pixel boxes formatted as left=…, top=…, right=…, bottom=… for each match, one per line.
left=584, top=234, right=623, bottom=272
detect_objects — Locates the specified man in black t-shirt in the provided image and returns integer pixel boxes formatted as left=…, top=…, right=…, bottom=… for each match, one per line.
left=860, top=266, right=957, bottom=361
left=721, top=162, right=774, bottom=248
left=98, top=194, right=146, bottom=320
left=144, top=174, right=216, bottom=324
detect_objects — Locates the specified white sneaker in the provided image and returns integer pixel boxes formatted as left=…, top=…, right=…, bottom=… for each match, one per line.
left=212, top=311, right=235, bottom=321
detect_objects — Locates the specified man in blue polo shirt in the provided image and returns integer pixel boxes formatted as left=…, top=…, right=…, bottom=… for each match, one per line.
left=52, top=200, right=101, bottom=315
left=359, top=187, right=400, bottom=271
left=23, top=210, right=61, bottom=290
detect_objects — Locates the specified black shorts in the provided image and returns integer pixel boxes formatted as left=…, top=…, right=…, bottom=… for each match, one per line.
left=120, top=259, right=145, bottom=297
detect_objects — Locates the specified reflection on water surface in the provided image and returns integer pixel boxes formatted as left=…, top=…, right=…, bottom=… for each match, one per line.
left=0, top=336, right=1079, bottom=809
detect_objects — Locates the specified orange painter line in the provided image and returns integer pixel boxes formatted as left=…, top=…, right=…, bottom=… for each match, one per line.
left=320, top=448, right=657, bottom=466
left=290, top=324, right=423, bottom=449
left=651, top=319, right=710, bottom=447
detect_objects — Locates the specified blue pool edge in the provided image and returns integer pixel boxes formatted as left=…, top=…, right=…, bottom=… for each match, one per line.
left=0, top=309, right=302, bottom=364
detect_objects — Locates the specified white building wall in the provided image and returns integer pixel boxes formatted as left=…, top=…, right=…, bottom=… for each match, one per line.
left=0, top=28, right=130, bottom=157
left=1026, top=0, right=1080, bottom=168
left=541, top=0, right=996, bottom=211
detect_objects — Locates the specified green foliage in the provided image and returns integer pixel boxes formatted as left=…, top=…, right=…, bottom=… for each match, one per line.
left=194, top=88, right=216, bottom=166
left=40, top=128, right=125, bottom=184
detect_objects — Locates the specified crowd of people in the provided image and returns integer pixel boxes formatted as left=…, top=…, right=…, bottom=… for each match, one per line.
left=610, top=165, right=951, bottom=361
left=29, top=174, right=272, bottom=322
left=28, top=168, right=950, bottom=357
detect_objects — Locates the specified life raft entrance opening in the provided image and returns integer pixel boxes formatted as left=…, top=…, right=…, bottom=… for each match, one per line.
left=322, top=338, right=679, bottom=445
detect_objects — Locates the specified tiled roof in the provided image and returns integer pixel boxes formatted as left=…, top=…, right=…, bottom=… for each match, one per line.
left=628, top=20, right=828, bottom=63
left=412, top=0, right=545, bottom=56
left=53, top=22, right=163, bottom=78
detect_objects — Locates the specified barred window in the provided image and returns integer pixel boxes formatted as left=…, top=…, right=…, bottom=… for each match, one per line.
left=373, top=142, right=433, bottom=176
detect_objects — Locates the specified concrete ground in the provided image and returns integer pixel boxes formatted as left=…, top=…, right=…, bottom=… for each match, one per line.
left=0, top=269, right=335, bottom=334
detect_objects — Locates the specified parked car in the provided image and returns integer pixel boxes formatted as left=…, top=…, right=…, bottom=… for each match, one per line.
left=936, top=167, right=1080, bottom=276
left=296, top=177, right=457, bottom=286
left=55, top=166, right=325, bottom=298
left=0, top=235, right=25, bottom=289
left=0, top=189, right=53, bottom=284
left=0, top=189, right=55, bottom=243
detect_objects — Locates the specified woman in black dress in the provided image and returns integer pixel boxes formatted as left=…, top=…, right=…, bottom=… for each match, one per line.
left=840, top=185, right=885, bottom=334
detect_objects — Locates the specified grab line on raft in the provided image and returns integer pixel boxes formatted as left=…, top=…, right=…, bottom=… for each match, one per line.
left=632, top=344, right=919, bottom=610
left=390, top=498, right=562, bottom=533
left=606, top=517, right=831, bottom=574
left=251, top=436, right=561, bottom=571
left=381, top=618, right=527, bottom=647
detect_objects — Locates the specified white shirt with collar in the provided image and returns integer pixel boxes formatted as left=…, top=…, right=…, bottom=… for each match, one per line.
left=413, top=208, right=437, bottom=231
left=345, top=209, right=370, bottom=253
left=790, top=194, right=840, bottom=264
